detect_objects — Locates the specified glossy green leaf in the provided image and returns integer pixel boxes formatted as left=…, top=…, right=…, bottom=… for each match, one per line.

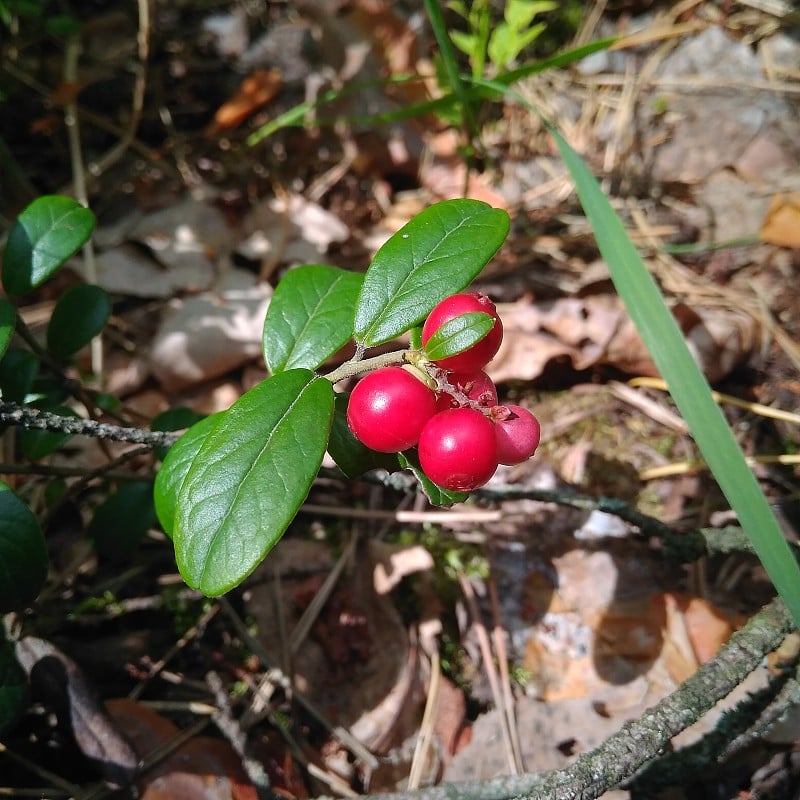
left=0, top=348, right=39, bottom=403
left=154, top=412, right=223, bottom=539
left=173, top=370, right=334, bottom=595
left=551, top=124, right=800, bottom=628
left=398, top=451, right=468, bottom=507
left=0, top=637, right=27, bottom=734
left=0, top=481, right=48, bottom=612
left=89, top=482, right=156, bottom=561
left=264, top=264, right=363, bottom=373
left=422, top=311, right=493, bottom=362
left=46, top=283, right=111, bottom=359
left=20, top=405, right=77, bottom=460
left=0, top=301, right=15, bottom=362
left=2, top=195, right=95, bottom=296
left=327, top=393, right=398, bottom=478
left=353, top=200, right=509, bottom=346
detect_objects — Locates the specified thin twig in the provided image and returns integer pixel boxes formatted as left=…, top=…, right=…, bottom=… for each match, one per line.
left=408, top=649, right=441, bottom=790
left=128, top=602, right=220, bottom=701
left=456, top=572, right=519, bottom=776
left=63, top=35, right=102, bottom=377
left=288, top=531, right=359, bottom=656
left=85, top=0, right=150, bottom=179
left=217, top=596, right=379, bottom=770
left=488, top=580, right=523, bottom=774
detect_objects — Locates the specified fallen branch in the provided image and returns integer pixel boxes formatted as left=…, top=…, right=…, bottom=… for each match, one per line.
left=341, top=597, right=795, bottom=800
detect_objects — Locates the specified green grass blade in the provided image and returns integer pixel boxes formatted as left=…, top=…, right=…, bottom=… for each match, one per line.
left=549, top=125, right=800, bottom=626
left=423, top=0, right=480, bottom=142
left=493, top=36, right=618, bottom=85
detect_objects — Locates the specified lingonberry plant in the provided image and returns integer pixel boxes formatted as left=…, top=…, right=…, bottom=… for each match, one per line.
left=156, top=197, right=544, bottom=596
left=0, top=195, right=542, bottom=602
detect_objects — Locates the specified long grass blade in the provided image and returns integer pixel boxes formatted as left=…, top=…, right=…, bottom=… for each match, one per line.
left=549, top=126, right=800, bottom=626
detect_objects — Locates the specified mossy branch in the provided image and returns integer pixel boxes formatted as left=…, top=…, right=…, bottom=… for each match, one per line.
left=335, top=597, right=795, bottom=800
left=0, top=401, right=178, bottom=448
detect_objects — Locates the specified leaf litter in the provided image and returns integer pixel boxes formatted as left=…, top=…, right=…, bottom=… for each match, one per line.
left=1, top=0, right=799, bottom=798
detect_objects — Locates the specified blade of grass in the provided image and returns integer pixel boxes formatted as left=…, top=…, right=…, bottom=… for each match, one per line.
left=423, top=0, right=480, bottom=146
left=549, top=127, right=800, bottom=627
left=245, top=36, right=615, bottom=146
left=469, top=73, right=800, bottom=625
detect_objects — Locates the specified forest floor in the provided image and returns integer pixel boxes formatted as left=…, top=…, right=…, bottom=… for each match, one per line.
left=1, top=1, right=800, bottom=798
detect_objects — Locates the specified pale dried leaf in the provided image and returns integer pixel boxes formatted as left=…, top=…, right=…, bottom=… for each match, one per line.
left=372, top=541, right=434, bottom=594
left=149, top=269, right=271, bottom=390
left=489, top=297, right=758, bottom=384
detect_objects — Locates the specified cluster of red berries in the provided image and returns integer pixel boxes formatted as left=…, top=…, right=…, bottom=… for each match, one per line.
left=346, top=293, right=541, bottom=491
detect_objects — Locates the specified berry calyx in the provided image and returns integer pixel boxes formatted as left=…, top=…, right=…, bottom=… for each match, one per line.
left=418, top=407, right=498, bottom=491
left=436, top=369, right=498, bottom=411
left=493, top=404, right=541, bottom=465
left=347, top=366, right=436, bottom=453
left=422, top=293, right=503, bottom=372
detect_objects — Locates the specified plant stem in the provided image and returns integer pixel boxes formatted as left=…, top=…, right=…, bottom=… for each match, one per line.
left=323, top=349, right=409, bottom=384
left=0, top=401, right=177, bottom=448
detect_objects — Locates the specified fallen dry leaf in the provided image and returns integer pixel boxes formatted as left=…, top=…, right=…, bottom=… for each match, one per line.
left=207, top=68, right=282, bottom=134
left=106, top=698, right=258, bottom=800
left=15, top=637, right=138, bottom=786
left=759, top=192, right=800, bottom=248
left=672, top=593, right=736, bottom=666
left=489, top=296, right=758, bottom=384
left=247, top=538, right=425, bottom=753
left=149, top=268, right=271, bottom=390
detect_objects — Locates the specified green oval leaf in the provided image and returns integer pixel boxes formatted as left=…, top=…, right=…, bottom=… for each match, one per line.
left=422, top=311, right=493, bottom=362
left=0, top=637, right=28, bottom=734
left=173, top=370, right=334, bottom=595
left=397, top=451, right=468, bottom=507
left=46, top=284, right=111, bottom=359
left=2, top=196, right=96, bottom=296
left=264, top=264, right=363, bottom=373
left=353, top=199, right=509, bottom=346
left=0, top=481, right=48, bottom=612
left=89, top=482, right=156, bottom=561
left=0, top=349, right=39, bottom=403
left=0, top=301, right=16, bottom=362
left=19, top=405, right=77, bottom=461
left=154, top=412, right=223, bottom=539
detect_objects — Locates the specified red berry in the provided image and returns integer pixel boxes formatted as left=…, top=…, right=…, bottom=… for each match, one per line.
left=494, top=404, right=541, bottom=465
left=347, top=366, right=436, bottom=453
left=418, top=408, right=498, bottom=491
left=437, top=369, right=499, bottom=410
left=422, top=292, right=503, bottom=372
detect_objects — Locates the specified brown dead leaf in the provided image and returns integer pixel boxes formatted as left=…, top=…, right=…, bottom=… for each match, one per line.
left=50, top=80, right=81, bottom=107
left=420, top=159, right=510, bottom=209
left=672, top=593, right=736, bottom=665
left=433, top=675, right=468, bottom=758
left=489, top=296, right=758, bottom=384
left=759, top=192, right=800, bottom=248
left=106, top=698, right=257, bottom=800
left=15, top=637, right=138, bottom=786
left=247, top=538, right=425, bottom=753
left=207, top=69, right=282, bottom=134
